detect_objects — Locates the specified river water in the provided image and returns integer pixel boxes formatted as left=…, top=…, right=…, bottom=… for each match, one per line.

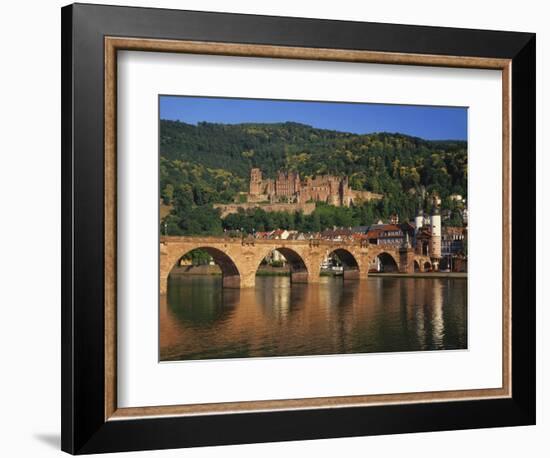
left=160, top=275, right=467, bottom=361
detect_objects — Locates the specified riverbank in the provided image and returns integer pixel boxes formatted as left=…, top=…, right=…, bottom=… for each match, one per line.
left=171, top=265, right=466, bottom=279
left=172, top=265, right=294, bottom=277
left=256, top=266, right=290, bottom=276
left=171, top=265, right=221, bottom=275
left=320, top=270, right=343, bottom=277
left=369, top=272, right=467, bottom=279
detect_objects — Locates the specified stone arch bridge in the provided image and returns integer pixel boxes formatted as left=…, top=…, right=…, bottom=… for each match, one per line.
left=160, top=236, right=432, bottom=294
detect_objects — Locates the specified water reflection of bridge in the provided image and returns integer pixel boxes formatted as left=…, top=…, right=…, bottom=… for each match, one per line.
left=160, top=276, right=466, bottom=360
left=161, top=236, right=433, bottom=294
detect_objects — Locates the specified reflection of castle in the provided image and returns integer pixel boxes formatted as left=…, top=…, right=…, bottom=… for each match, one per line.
left=248, top=168, right=382, bottom=207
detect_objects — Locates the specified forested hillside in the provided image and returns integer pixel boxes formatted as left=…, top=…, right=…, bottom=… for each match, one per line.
left=160, top=120, right=467, bottom=235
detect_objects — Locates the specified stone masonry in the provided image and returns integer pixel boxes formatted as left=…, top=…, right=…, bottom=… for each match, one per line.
left=160, top=236, right=432, bottom=294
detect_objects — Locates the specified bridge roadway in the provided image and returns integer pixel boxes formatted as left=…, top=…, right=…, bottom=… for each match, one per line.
left=160, top=235, right=432, bottom=294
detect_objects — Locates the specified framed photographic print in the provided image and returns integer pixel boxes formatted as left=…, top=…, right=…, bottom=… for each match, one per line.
left=61, top=3, right=536, bottom=454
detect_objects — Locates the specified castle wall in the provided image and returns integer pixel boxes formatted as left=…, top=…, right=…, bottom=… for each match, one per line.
left=249, top=168, right=263, bottom=195
left=349, top=190, right=383, bottom=204
left=245, top=194, right=270, bottom=203
left=214, top=202, right=316, bottom=218
left=248, top=168, right=383, bottom=208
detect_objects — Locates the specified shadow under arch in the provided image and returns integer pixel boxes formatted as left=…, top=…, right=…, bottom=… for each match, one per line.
left=169, top=247, right=241, bottom=289
left=377, top=252, right=399, bottom=272
left=326, top=248, right=361, bottom=280
left=423, top=261, right=432, bottom=272
left=257, top=247, right=309, bottom=283
left=166, top=278, right=241, bottom=327
left=413, top=260, right=421, bottom=272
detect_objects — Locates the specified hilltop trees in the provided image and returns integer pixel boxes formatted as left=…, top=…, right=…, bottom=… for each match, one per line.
left=160, top=120, right=468, bottom=235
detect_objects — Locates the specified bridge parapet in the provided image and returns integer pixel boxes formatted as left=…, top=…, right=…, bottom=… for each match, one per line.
left=160, top=235, right=370, bottom=249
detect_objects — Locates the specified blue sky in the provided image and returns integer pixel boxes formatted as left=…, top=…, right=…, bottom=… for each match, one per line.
left=160, top=95, right=467, bottom=141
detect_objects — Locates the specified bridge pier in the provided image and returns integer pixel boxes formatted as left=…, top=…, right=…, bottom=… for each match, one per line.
left=223, top=274, right=241, bottom=288
left=342, top=268, right=369, bottom=280
left=398, top=248, right=415, bottom=274
left=343, top=269, right=360, bottom=280
left=160, top=244, right=171, bottom=295
left=240, top=272, right=257, bottom=289
left=291, top=271, right=309, bottom=283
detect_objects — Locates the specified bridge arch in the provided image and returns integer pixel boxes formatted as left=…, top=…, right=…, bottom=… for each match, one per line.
left=168, top=247, right=241, bottom=289
left=413, top=260, right=421, bottom=272
left=423, top=261, right=432, bottom=272
left=160, top=236, right=372, bottom=292
left=376, top=252, right=399, bottom=273
left=324, top=248, right=362, bottom=280
left=257, top=247, right=309, bottom=283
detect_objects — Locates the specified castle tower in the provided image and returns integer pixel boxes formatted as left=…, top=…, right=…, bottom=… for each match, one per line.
left=289, top=171, right=300, bottom=199
left=414, top=208, right=424, bottom=255
left=341, top=176, right=352, bottom=206
left=249, top=168, right=263, bottom=195
left=415, top=208, right=424, bottom=234
left=275, top=171, right=288, bottom=197
left=429, top=207, right=442, bottom=261
left=293, top=172, right=301, bottom=193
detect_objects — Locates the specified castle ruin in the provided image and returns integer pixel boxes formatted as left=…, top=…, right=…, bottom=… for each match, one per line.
left=247, top=168, right=382, bottom=207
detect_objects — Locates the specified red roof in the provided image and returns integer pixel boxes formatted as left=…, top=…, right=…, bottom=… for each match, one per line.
left=366, top=224, right=403, bottom=239
left=444, top=226, right=465, bottom=236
